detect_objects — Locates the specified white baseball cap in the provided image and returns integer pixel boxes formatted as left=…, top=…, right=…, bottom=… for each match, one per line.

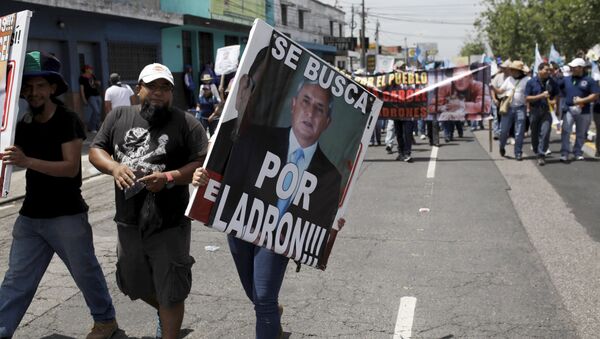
left=138, top=63, right=174, bottom=86
left=568, top=58, right=586, bottom=68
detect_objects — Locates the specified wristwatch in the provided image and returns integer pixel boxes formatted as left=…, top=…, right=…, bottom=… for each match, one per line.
left=164, top=171, right=175, bottom=189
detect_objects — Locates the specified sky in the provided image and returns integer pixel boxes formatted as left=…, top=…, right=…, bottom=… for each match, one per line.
left=319, top=0, right=486, bottom=59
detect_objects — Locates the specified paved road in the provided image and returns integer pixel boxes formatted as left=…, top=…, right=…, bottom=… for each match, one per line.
left=0, top=127, right=598, bottom=338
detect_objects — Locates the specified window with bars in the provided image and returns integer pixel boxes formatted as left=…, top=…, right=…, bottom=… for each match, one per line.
left=198, top=32, right=214, bottom=67
left=182, top=30, right=192, bottom=66
left=299, top=10, right=304, bottom=30
left=225, top=35, right=239, bottom=46
left=281, top=4, right=288, bottom=26
left=107, top=42, right=158, bottom=82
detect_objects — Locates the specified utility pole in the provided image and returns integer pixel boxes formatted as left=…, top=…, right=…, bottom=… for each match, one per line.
left=350, top=5, right=354, bottom=39
left=375, top=19, right=380, bottom=54
left=360, top=0, right=366, bottom=69
left=404, top=37, right=408, bottom=66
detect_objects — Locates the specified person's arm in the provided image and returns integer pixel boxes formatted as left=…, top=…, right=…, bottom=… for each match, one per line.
left=3, top=139, right=83, bottom=178
left=79, top=84, right=87, bottom=105
left=208, top=103, right=220, bottom=122
left=525, top=81, right=549, bottom=102
left=104, top=101, right=112, bottom=115
left=574, top=93, right=599, bottom=106
left=138, top=159, right=203, bottom=193
left=89, top=147, right=136, bottom=190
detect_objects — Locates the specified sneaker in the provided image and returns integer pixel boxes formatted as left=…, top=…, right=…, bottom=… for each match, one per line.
left=156, top=312, right=162, bottom=339
left=515, top=154, right=523, bottom=161
left=508, top=137, right=515, bottom=145
left=395, top=154, right=405, bottom=161
left=86, top=319, right=118, bottom=339
left=575, top=155, right=585, bottom=161
left=559, top=155, right=568, bottom=162
left=444, top=137, right=450, bottom=143
left=278, top=304, right=284, bottom=339
left=499, top=148, right=506, bottom=157
left=545, top=149, right=552, bottom=156
left=537, top=157, right=545, bottom=166
left=420, top=134, right=427, bottom=140
left=403, top=155, right=413, bottom=163
left=385, top=145, right=391, bottom=152
left=493, top=134, right=499, bottom=140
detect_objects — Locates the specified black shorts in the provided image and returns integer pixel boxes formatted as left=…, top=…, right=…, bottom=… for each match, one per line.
left=115, top=224, right=195, bottom=306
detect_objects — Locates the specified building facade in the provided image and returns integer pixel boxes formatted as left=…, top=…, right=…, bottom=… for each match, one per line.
left=273, top=0, right=345, bottom=65
left=1, top=0, right=182, bottom=113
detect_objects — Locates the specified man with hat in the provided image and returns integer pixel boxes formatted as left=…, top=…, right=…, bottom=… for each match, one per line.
left=557, top=57, right=600, bottom=161
left=89, top=63, right=208, bottom=339
left=200, top=73, right=221, bottom=103
left=496, top=60, right=531, bottom=160
left=490, top=59, right=511, bottom=139
left=0, top=51, right=118, bottom=338
left=104, top=72, right=135, bottom=115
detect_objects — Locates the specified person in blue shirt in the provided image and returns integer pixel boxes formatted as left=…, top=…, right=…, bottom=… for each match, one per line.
left=196, top=84, right=220, bottom=137
left=525, top=62, right=558, bottom=166
left=557, top=58, right=600, bottom=162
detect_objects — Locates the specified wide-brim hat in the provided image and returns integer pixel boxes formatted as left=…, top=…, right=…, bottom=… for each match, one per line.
left=200, top=73, right=213, bottom=82
left=508, top=60, right=529, bottom=73
left=499, top=59, right=512, bottom=68
left=23, top=51, right=68, bottom=96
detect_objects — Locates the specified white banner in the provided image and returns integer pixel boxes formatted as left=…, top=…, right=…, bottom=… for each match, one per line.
left=0, top=10, right=32, bottom=198
left=215, top=45, right=240, bottom=75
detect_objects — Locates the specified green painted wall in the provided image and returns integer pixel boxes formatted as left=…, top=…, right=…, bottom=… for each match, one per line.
left=161, top=27, right=183, bottom=73
left=160, top=0, right=210, bottom=17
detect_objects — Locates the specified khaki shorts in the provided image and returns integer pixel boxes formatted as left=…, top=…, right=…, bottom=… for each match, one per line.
left=115, top=224, right=195, bottom=306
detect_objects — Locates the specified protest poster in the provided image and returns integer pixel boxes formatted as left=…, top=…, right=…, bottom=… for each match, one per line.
left=186, top=19, right=382, bottom=270
left=354, top=70, right=429, bottom=120
left=215, top=45, right=240, bottom=76
left=352, top=64, right=492, bottom=121
left=0, top=10, right=32, bottom=198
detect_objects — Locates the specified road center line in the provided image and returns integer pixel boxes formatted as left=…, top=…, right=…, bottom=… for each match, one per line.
left=393, top=296, right=417, bottom=339
left=426, top=146, right=438, bottom=179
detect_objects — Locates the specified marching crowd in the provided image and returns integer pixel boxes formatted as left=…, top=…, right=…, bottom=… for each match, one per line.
left=373, top=57, right=600, bottom=166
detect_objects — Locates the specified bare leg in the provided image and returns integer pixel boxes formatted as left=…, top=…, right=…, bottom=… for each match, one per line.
left=159, top=301, right=184, bottom=339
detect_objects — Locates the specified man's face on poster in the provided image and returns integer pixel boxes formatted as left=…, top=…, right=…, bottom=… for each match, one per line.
left=453, top=69, right=472, bottom=91
left=291, top=83, right=331, bottom=148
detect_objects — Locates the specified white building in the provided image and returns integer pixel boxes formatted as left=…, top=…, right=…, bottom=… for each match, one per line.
left=273, top=0, right=345, bottom=65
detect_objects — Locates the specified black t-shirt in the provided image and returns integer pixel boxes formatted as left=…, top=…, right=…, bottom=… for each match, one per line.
left=79, top=74, right=100, bottom=98
left=16, top=105, right=88, bottom=218
left=91, top=105, right=208, bottom=229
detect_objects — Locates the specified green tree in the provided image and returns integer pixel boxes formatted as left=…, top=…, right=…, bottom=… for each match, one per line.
left=476, top=0, right=600, bottom=63
left=460, top=40, right=485, bottom=56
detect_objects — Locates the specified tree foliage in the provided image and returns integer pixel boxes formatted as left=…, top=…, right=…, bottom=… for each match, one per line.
left=476, top=0, right=600, bottom=64
left=460, top=40, right=485, bottom=57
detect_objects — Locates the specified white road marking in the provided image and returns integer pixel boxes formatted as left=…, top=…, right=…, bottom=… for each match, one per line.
left=393, top=296, right=417, bottom=339
left=426, top=146, right=438, bottom=179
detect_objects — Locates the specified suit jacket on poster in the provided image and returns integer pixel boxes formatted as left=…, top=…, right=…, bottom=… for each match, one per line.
left=212, top=123, right=342, bottom=253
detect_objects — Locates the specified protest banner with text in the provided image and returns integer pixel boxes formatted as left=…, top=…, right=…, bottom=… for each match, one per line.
left=186, top=19, right=382, bottom=270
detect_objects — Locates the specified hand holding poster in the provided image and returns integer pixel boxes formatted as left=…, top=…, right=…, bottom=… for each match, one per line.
left=186, top=19, right=382, bottom=270
left=0, top=10, right=32, bottom=197
left=214, top=45, right=240, bottom=76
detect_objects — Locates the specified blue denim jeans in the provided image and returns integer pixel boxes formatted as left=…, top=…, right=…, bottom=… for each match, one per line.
left=85, top=95, right=102, bottom=131
left=0, top=213, right=115, bottom=337
left=228, top=235, right=289, bottom=339
left=499, top=105, right=526, bottom=156
left=560, top=111, right=592, bottom=157
left=529, top=109, right=552, bottom=156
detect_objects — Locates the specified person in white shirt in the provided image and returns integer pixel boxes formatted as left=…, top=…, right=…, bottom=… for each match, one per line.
left=104, top=73, right=135, bottom=115
left=495, top=60, right=531, bottom=161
